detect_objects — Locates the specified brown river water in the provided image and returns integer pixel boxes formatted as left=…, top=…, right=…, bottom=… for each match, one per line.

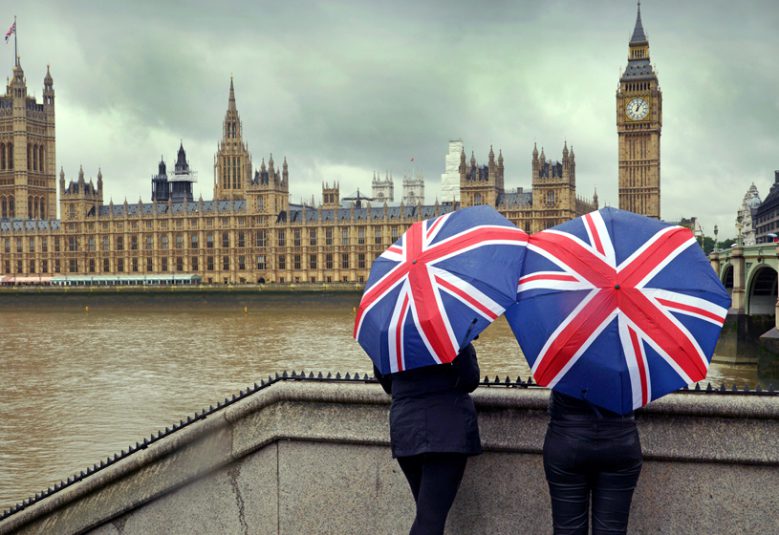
left=0, top=292, right=762, bottom=510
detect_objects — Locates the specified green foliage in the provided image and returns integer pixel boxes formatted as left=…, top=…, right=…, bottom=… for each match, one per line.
left=696, top=237, right=735, bottom=255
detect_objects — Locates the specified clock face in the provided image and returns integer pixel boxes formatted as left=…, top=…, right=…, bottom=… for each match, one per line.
left=626, top=97, right=649, bottom=121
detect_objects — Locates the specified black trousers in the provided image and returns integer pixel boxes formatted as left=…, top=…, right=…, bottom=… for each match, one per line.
left=397, top=453, right=468, bottom=535
left=543, top=421, right=642, bottom=535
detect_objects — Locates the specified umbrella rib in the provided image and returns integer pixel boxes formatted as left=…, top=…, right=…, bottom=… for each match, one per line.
left=534, top=289, right=617, bottom=387
left=430, top=267, right=502, bottom=321
left=619, top=290, right=706, bottom=382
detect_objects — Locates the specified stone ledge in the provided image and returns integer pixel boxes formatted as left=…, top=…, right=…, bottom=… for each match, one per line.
left=1, top=381, right=778, bottom=535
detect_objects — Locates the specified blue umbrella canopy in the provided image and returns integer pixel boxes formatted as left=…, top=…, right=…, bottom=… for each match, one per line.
left=355, top=205, right=528, bottom=375
left=507, top=207, right=731, bottom=414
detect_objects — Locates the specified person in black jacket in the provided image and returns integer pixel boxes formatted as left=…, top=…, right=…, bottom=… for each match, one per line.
left=543, top=391, right=643, bottom=535
left=374, top=343, right=482, bottom=535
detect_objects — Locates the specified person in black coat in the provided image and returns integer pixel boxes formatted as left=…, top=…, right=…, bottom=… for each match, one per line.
left=543, top=391, right=643, bottom=535
left=374, top=343, right=482, bottom=535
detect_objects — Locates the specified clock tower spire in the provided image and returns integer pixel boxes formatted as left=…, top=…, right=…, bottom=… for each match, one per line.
left=617, top=1, right=662, bottom=218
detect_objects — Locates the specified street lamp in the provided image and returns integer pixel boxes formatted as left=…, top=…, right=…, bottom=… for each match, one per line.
left=713, top=224, right=719, bottom=252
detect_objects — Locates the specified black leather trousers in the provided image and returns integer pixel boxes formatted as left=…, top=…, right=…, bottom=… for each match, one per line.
left=543, top=420, right=642, bottom=535
left=397, top=453, right=468, bottom=535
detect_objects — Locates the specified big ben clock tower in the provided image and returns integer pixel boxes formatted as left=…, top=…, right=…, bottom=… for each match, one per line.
left=617, top=2, right=662, bottom=218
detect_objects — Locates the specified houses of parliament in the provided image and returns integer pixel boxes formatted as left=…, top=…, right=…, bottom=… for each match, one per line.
left=0, top=6, right=659, bottom=285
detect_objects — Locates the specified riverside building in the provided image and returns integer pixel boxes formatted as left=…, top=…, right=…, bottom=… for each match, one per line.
left=1, top=6, right=668, bottom=285
left=0, top=63, right=598, bottom=285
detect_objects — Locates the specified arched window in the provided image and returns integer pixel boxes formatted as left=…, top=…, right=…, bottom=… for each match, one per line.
left=9, top=195, right=14, bottom=217
left=33, top=144, right=38, bottom=171
left=0, top=143, right=5, bottom=169
left=1, top=196, right=6, bottom=218
left=39, top=146, right=44, bottom=172
left=8, top=143, right=13, bottom=169
left=27, top=144, right=31, bottom=170
left=40, top=197, right=45, bottom=220
left=28, top=197, right=33, bottom=219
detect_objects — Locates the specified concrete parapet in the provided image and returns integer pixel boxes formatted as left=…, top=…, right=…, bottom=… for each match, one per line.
left=1, top=381, right=777, bottom=534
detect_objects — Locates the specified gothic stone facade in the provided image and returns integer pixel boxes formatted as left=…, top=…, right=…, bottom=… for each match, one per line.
left=459, top=144, right=597, bottom=234
left=617, top=4, right=662, bottom=218
left=0, top=74, right=598, bottom=284
left=0, top=60, right=56, bottom=221
left=3, top=6, right=659, bottom=284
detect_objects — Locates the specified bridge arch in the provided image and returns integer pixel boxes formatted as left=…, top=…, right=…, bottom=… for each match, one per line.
left=745, top=264, right=777, bottom=315
left=720, top=263, right=734, bottom=297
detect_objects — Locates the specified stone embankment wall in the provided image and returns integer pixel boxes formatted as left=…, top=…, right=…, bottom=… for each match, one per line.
left=0, top=380, right=777, bottom=535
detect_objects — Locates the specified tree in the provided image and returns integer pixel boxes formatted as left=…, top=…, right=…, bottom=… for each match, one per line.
left=697, top=237, right=735, bottom=255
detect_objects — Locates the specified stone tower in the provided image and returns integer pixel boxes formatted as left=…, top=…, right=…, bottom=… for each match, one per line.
left=59, top=166, right=103, bottom=221
left=245, top=154, right=289, bottom=215
left=322, top=181, right=340, bottom=209
left=530, top=143, right=579, bottom=231
left=402, top=173, right=425, bottom=205
left=214, top=77, right=252, bottom=201
left=459, top=146, right=504, bottom=207
left=617, top=2, right=662, bottom=218
left=371, top=172, right=394, bottom=203
left=0, top=59, right=56, bottom=220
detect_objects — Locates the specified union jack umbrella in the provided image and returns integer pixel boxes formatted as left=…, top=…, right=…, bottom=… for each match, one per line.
left=506, top=208, right=731, bottom=414
left=354, top=205, right=528, bottom=374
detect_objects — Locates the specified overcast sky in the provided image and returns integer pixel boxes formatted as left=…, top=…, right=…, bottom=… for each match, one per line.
left=3, top=0, right=777, bottom=239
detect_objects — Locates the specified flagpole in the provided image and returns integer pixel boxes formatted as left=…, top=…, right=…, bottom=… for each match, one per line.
left=14, top=15, right=17, bottom=66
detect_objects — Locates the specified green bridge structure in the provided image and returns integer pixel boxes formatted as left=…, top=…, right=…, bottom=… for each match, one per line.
left=710, top=243, right=779, bottom=376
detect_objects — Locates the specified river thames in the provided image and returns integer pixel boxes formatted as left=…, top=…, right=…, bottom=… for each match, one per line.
left=0, top=292, right=764, bottom=510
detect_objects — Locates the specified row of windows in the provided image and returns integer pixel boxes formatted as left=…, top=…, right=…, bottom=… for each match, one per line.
left=2, top=252, right=368, bottom=275
left=0, top=142, right=13, bottom=170
left=2, top=226, right=403, bottom=252
left=0, top=142, right=45, bottom=172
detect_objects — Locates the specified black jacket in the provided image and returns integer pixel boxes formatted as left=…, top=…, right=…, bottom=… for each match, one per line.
left=374, top=344, right=482, bottom=458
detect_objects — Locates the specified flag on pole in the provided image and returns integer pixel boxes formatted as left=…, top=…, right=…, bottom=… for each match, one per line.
left=4, top=22, right=15, bottom=43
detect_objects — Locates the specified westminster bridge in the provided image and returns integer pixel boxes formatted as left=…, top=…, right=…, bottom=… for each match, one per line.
left=710, top=243, right=779, bottom=376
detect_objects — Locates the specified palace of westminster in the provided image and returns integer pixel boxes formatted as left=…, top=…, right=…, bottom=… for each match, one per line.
left=0, top=7, right=662, bottom=285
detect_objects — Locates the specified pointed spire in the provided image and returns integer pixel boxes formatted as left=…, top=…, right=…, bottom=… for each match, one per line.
left=532, top=142, right=538, bottom=158
left=540, top=146, right=546, bottom=162
left=498, top=149, right=503, bottom=165
left=228, top=76, right=236, bottom=110
left=630, top=1, right=647, bottom=44
left=44, top=64, right=53, bottom=85
left=78, top=165, right=85, bottom=185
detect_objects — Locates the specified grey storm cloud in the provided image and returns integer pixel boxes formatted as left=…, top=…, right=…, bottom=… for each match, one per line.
left=2, top=0, right=777, bottom=238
